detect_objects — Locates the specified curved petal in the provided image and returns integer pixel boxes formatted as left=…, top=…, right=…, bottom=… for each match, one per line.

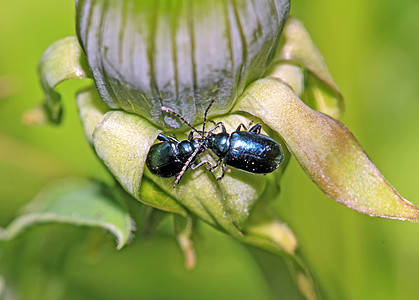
left=76, top=86, right=111, bottom=145
left=235, top=77, right=419, bottom=221
left=29, top=36, right=91, bottom=125
left=93, top=111, right=160, bottom=197
left=77, top=88, right=186, bottom=215
left=92, top=110, right=187, bottom=215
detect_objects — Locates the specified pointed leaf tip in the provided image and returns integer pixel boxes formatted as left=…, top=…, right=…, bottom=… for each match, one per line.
left=236, top=77, right=419, bottom=221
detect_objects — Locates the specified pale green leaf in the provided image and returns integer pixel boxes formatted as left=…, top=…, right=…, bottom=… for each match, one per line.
left=76, top=86, right=111, bottom=145
left=235, top=77, right=419, bottom=221
left=92, top=110, right=190, bottom=215
left=93, top=110, right=160, bottom=198
left=31, top=36, right=91, bottom=124
left=76, top=88, right=188, bottom=215
left=265, top=63, right=305, bottom=97
left=243, top=177, right=298, bottom=255
left=302, top=74, right=344, bottom=120
left=267, top=17, right=344, bottom=119
left=139, top=178, right=187, bottom=216
left=0, top=178, right=133, bottom=249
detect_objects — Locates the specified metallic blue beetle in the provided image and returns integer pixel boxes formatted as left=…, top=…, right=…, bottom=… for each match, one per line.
left=206, top=122, right=283, bottom=175
left=146, top=131, right=206, bottom=179
left=145, top=100, right=284, bottom=188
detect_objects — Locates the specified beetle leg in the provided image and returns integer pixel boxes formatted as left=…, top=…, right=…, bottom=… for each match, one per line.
left=216, top=162, right=229, bottom=181
left=248, top=123, right=262, bottom=134
left=191, top=160, right=217, bottom=171
left=192, top=146, right=220, bottom=171
left=202, top=146, right=221, bottom=164
left=195, top=158, right=230, bottom=181
left=235, top=123, right=247, bottom=132
left=208, top=121, right=225, bottom=134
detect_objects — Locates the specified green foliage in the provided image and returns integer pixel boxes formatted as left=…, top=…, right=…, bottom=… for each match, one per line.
left=0, top=0, right=418, bottom=299
left=0, top=178, right=133, bottom=249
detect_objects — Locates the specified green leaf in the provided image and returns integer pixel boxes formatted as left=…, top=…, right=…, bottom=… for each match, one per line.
left=139, top=178, right=187, bottom=215
left=302, top=74, right=344, bottom=120
left=76, top=86, right=111, bottom=145
left=75, top=0, right=290, bottom=129
left=235, top=77, right=419, bottom=221
left=0, top=178, right=133, bottom=249
left=30, top=36, right=91, bottom=125
left=92, top=110, right=160, bottom=197
left=92, top=110, right=160, bottom=198
left=267, top=17, right=344, bottom=119
left=248, top=246, right=317, bottom=300
left=242, top=176, right=298, bottom=255
left=91, top=110, right=191, bottom=215
left=265, top=63, right=305, bottom=97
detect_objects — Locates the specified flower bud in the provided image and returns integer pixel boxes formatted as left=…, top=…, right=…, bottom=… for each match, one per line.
left=76, top=0, right=290, bottom=128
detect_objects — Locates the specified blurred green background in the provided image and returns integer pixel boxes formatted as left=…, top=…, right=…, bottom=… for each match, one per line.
left=0, top=0, right=418, bottom=299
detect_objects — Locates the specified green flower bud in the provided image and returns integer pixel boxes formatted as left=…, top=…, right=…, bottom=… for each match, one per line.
left=28, top=4, right=419, bottom=293
left=75, top=0, right=290, bottom=128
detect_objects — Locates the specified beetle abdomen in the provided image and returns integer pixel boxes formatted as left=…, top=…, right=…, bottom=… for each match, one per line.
left=225, top=132, right=283, bottom=173
left=146, top=143, right=184, bottom=177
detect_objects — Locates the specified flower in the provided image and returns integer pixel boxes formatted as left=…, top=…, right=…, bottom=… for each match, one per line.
left=20, top=0, right=419, bottom=296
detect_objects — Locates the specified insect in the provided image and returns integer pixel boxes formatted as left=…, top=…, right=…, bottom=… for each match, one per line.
left=145, top=101, right=216, bottom=188
left=205, top=122, right=284, bottom=176
left=145, top=99, right=284, bottom=188
left=145, top=132, right=205, bottom=180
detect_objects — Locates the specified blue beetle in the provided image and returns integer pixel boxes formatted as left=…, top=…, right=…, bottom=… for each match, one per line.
left=205, top=122, right=283, bottom=179
left=146, top=101, right=217, bottom=187
left=146, top=131, right=206, bottom=179
left=145, top=100, right=284, bottom=188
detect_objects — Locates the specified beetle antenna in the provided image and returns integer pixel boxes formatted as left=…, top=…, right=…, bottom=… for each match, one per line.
left=161, top=106, right=203, bottom=137
left=202, top=98, right=216, bottom=134
left=172, top=142, right=204, bottom=188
